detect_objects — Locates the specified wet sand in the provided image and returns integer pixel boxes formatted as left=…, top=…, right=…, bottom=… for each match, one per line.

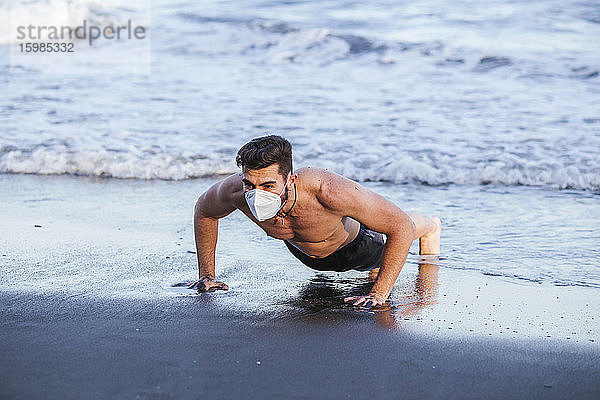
left=1, top=173, right=599, bottom=399
left=1, top=289, right=599, bottom=400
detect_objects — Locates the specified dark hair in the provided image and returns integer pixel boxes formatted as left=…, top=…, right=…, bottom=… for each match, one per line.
left=236, top=135, right=293, bottom=178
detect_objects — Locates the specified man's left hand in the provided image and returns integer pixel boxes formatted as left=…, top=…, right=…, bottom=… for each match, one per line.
left=344, top=292, right=387, bottom=308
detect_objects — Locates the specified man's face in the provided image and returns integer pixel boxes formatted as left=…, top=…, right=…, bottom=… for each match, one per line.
left=241, top=163, right=288, bottom=195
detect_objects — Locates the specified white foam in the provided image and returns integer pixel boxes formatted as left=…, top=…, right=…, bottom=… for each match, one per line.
left=1, top=143, right=599, bottom=190
left=1, top=0, right=599, bottom=191
left=0, top=147, right=236, bottom=180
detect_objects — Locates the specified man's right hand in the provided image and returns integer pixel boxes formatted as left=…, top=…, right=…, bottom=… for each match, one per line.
left=188, top=275, right=229, bottom=292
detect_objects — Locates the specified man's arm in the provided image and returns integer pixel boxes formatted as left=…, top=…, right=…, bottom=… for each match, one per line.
left=316, top=170, right=416, bottom=305
left=188, top=174, right=239, bottom=291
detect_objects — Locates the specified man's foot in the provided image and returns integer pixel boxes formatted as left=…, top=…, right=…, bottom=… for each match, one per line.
left=419, top=217, right=441, bottom=255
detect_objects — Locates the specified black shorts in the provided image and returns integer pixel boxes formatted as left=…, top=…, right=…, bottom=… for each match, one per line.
left=284, top=223, right=386, bottom=272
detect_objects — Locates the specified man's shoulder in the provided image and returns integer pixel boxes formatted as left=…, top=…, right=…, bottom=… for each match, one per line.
left=214, top=172, right=244, bottom=201
left=296, top=166, right=339, bottom=182
left=296, top=167, right=330, bottom=192
left=296, top=167, right=355, bottom=197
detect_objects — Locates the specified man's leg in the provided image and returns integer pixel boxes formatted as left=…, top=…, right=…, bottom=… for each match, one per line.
left=407, top=213, right=441, bottom=255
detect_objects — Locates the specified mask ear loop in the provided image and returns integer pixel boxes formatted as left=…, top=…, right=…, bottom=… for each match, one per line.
left=274, top=176, right=290, bottom=222
left=278, top=173, right=291, bottom=197
left=275, top=173, right=291, bottom=211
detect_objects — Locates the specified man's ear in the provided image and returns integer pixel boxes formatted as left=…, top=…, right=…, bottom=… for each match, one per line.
left=290, top=173, right=298, bottom=183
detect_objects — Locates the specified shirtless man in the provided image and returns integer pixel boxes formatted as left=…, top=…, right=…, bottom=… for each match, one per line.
left=189, top=135, right=441, bottom=308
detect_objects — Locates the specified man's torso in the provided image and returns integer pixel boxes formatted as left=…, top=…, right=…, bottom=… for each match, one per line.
left=228, top=167, right=360, bottom=258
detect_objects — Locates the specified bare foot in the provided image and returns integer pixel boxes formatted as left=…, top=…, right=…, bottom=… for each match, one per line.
left=419, top=217, right=441, bottom=255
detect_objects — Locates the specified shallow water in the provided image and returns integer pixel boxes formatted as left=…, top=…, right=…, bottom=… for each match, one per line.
left=1, top=174, right=598, bottom=297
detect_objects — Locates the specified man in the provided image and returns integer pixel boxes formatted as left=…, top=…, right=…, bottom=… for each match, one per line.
left=189, top=135, right=441, bottom=308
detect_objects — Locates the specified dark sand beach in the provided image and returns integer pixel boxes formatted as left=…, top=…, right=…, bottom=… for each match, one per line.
left=1, top=290, right=599, bottom=400
left=1, top=173, right=599, bottom=399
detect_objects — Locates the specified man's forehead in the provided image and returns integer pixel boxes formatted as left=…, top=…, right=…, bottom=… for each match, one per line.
left=242, top=166, right=284, bottom=183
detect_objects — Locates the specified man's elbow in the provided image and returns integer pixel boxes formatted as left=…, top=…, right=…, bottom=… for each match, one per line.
left=194, top=195, right=223, bottom=222
left=390, top=213, right=416, bottom=241
left=194, top=196, right=208, bottom=220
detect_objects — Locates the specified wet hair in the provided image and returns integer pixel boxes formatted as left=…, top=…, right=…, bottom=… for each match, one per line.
left=236, top=135, right=293, bottom=179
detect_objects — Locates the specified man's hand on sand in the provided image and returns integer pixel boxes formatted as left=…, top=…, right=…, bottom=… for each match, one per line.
left=344, top=292, right=387, bottom=308
left=188, top=275, right=229, bottom=292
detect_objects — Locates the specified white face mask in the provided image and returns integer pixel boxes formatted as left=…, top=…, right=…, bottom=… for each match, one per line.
left=245, top=176, right=289, bottom=221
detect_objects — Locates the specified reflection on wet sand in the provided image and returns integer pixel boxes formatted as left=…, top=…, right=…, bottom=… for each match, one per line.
left=287, top=259, right=439, bottom=330
left=372, top=261, right=439, bottom=330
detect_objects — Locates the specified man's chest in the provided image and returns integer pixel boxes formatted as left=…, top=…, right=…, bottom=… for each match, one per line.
left=232, top=184, right=343, bottom=241
left=234, top=196, right=340, bottom=242
left=248, top=209, right=340, bottom=241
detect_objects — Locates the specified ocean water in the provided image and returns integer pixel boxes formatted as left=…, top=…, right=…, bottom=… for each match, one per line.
left=1, top=0, right=599, bottom=187
left=0, top=0, right=599, bottom=293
